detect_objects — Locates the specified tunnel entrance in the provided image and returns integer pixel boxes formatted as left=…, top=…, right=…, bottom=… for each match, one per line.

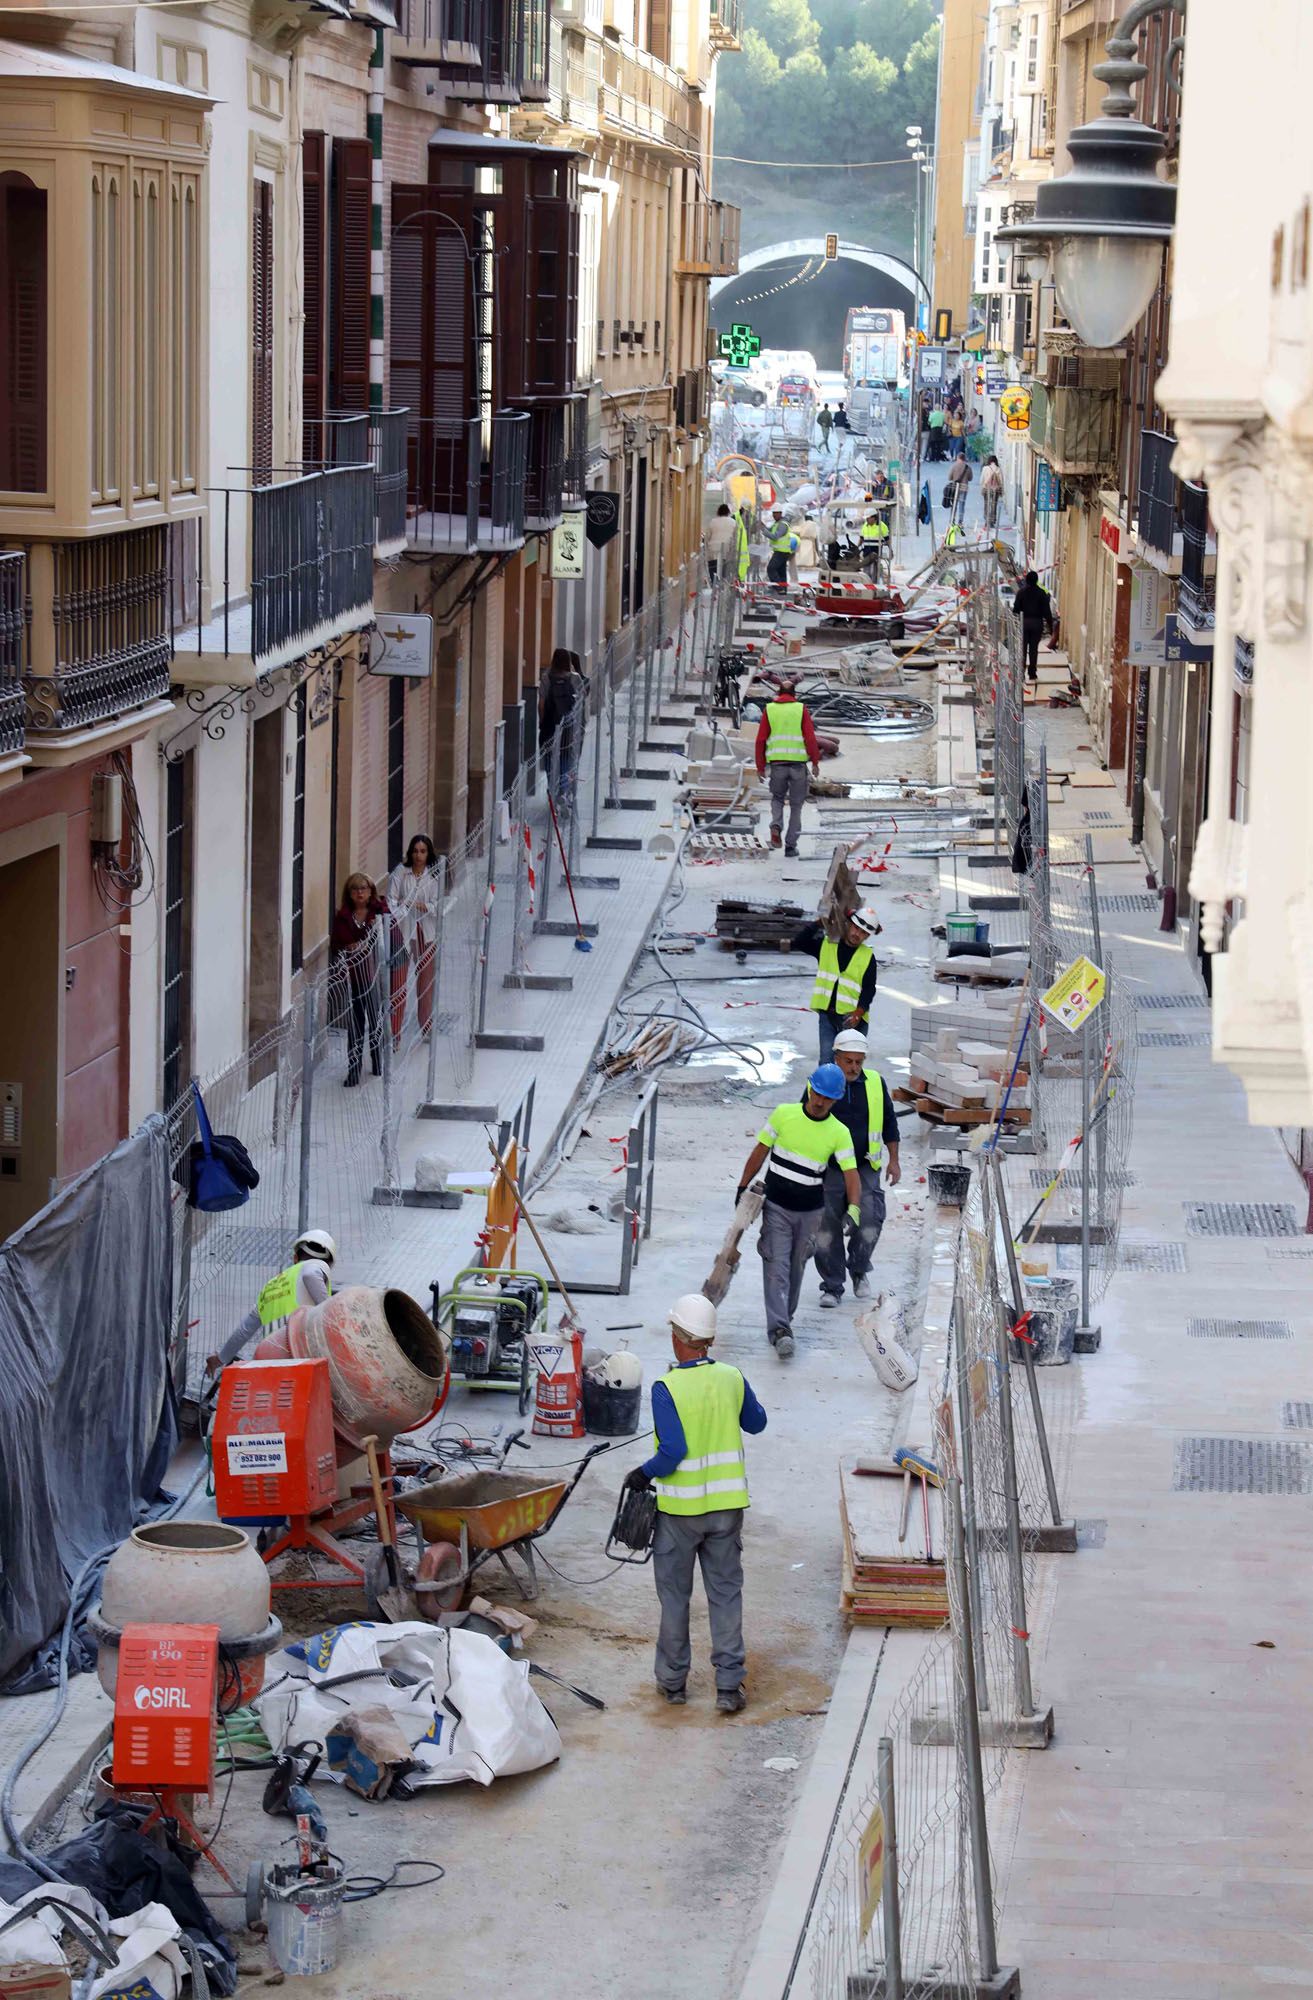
left=710, top=241, right=921, bottom=371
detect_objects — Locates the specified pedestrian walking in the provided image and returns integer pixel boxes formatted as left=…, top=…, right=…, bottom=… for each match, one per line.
left=817, top=402, right=834, bottom=449
left=539, top=646, right=590, bottom=797
left=704, top=502, right=736, bottom=583
left=925, top=403, right=947, bottom=462
left=755, top=673, right=820, bottom=857
left=766, top=509, right=797, bottom=587
left=734, top=1066, right=861, bottom=1358
left=791, top=903, right=881, bottom=1060
left=980, top=454, right=1004, bottom=532
left=331, top=873, right=395, bottom=1086
left=832, top=404, right=851, bottom=433
left=946, top=451, right=972, bottom=525
left=812, top=1030, right=901, bottom=1307
left=623, top=1293, right=767, bottom=1714
left=1013, top=569, right=1056, bottom=680
left=386, top=833, right=441, bottom=1039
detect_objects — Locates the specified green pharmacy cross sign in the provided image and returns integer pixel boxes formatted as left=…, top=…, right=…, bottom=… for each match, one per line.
left=718, top=323, right=762, bottom=367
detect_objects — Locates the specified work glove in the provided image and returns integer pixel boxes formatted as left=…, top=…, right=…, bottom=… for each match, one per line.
left=846, top=1203, right=862, bottom=1227
left=623, top=1466, right=652, bottom=1494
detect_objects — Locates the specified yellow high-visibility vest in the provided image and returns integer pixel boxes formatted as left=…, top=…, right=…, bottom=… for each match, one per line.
left=810, top=937, right=873, bottom=1014
left=764, top=700, right=807, bottom=762
left=652, top=1361, right=750, bottom=1515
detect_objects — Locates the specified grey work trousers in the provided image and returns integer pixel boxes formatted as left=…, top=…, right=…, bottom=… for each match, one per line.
left=758, top=1197, right=821, bottom=1332
left=653, top=1508, right=746, bottom=1693
left=814, top=1159, right=886, bottom=1297
left=768, top=761, right=808, bottom=850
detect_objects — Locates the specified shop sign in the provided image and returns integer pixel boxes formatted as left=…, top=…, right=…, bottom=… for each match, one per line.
left=549, top=512, right=586, bottom=579
left=585, top=491, right=621, bottom=548
left=985, top=366, right=1008, bottom=397
left=369, top=614, right=433, bottom=678
left=1164, top=613, right=1213, bottom=663
left=1129, top=566, right=1169, bottom=666
left=999, top=385, right=1031, bottom=430
left=1035, top=463, right=1065, bottom=514
left=919, top=346, right=946, bottom=384
left=1099, top=515, right=1122, bottom=556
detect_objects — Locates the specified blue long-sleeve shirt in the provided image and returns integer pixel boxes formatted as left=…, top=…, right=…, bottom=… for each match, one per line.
left=640, top=1359, right=768, bottom=1479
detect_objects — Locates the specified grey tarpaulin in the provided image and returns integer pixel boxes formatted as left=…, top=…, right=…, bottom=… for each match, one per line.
left=0, top=1116, right=177, bottom=1689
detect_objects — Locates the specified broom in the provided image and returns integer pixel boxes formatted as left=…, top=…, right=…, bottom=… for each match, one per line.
left=546, top=791, right=592, bottom=953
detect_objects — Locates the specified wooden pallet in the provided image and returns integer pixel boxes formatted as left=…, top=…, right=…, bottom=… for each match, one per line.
left=691, top=832, right=773, bottom=858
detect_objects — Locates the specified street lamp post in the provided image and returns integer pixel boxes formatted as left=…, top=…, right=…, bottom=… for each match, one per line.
left=996, top=0, right=1180, bottom=348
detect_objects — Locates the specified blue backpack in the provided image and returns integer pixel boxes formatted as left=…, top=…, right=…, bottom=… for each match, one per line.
left=184, top=1082, right=260, bottom=1212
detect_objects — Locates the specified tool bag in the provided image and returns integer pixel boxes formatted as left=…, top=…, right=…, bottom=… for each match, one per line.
left=182, top=1081, right=260, bottom=1212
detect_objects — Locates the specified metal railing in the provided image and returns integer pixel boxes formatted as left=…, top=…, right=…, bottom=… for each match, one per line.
left=562, top=396, right=587, bottom=506
left=302, top=413, right=371, bottom=469
left=1178, top=479, right=1215, bottom=630
left=523, top=405, right=566, bottom=528
left=371, top=408, right=409, bottom=553
left=599, top=39, right=700, bottom=153
left=0, top=550, right=24, bottom=756
left=28, top=526, right=171, bottom=735
left=1028, top=382, right=1118, bottom=475
left=406, top=411, right=530, bottom=553
left=709, top=0, right=742, bottom=43
left=1137, top=427, right=1178, bottom=558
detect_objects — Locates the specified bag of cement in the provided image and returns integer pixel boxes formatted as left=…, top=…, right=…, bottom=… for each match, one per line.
left=855, top=1293, right=918, bottom=1392
left=324, top=1704, right=418, bottom=1799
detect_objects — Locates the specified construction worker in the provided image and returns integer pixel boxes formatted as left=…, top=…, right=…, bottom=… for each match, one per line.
left=859, top=512, right=890, bottom=584
left=623, top=1294, right=767, bottom=1714
left=791, top=904, right=882, bottom=1061
left=754, top=673, right=820, bottom=858
left=735, top=1066, right=861, bottom=1359
left=766, top=510, right=797, bottom=588
left=201, top=1228, right=336, bottom=1412
left=734, top=505, right=751, bottom=584
left=813, top=1029, right=901, bottom=1308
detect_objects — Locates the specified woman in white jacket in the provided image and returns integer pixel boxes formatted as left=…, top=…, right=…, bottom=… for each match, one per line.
left=386, top=833, right=441, bottom=1037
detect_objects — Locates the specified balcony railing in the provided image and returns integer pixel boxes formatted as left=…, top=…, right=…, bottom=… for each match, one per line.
left=394, top=0, right=483, bottom=63
left=406, top=411, right=529, bottom=554
left=675, top=198, right=740, bottom=276
left=1028, top=382, right=1118, bottom=476
left=1137, top=428, right=1179, bottom=560
left=302, top=413, right=371, bottom=469
left=0, top=550, right=25, bottom=758
left=709, top=0, right=743, bottom=49
left=563, top=396, right=587, bottom=506
left=523, top=406, right=566, bottom=529
left=1178, top=479, right=1216, bottom=633
left=371, top=409, right=409, bottom=556
left=175, top=467, right=374, bottom=674
left=27, top=527, right=173, bottom=736
left=600, top=41, right=700, bottom=154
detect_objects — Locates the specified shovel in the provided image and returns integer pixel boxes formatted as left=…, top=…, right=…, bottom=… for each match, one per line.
left=363, top=1432, right=415, bottom=1622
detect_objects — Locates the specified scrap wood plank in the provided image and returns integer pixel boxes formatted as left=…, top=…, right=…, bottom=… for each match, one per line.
left=819, top=844, right=859, bottom=940
left=701, top=1184, right=764, bottom=1306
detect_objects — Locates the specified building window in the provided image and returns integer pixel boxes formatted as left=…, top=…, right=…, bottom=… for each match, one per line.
left=387, top=675, right=405, bottom=871
left=0, top=172, right=48, bottom=494
left=1026, top=12, right=1039, bottom=83
left=251, top=180, right=274, bottom=484
left=162, top=748, right=194, bottom=1109
left=290, top=685, right=307, bottom=973
left=171, top=174, right=199, bottom=494
left=330, top=137, right=372, bottom=414
left=92, top=166, right=122, bottom=504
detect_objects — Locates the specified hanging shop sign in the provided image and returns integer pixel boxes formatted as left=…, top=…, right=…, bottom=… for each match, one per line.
left=585, top=491, right=621, bottom=548
left=985, top=366, right=1008, bottom=398
left=550, top=512, right=586, bottom=579
left=1164, top=612, right=1213, bottom=664
left=1035, top=463, right=1065, bottom=514
left=1041, top=955, right=1107, bottom=1033
left=999, top=385, right=1031, bottom=431
left=369, top=614, right=433, bottom=678
left=717, top=322, right=762, bottom=367
left=1099, top=514, right=1122, bottom=556
left=1129, top=566, right=1169, bottom=666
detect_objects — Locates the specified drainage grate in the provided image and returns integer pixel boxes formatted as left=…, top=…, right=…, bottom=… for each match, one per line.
left=1058, top=1240, right=1187, bottom=1274
left=1031, top=1167, right=1136, bottom=1189
left=1100, top=893, right=1161, bottom=913
left=1138, top=1031, right=1211, bottom=1049
left=1083, top=810, right=1117, bottom=824
left=1184, top=1202, right=1301, bottom=1238
left=1134, top=991, right=1210, bottom=1010
left=1281, top=1402, right=1313, bottom=1430
left=1187, top=1317, right=1292, bottom=1340
left=1269, top=1242, right=1313, bottom=1260
left=1173, top=1436, right=1313, bottom=1495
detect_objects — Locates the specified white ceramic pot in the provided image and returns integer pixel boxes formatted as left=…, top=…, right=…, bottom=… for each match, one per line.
left=98, top=1520, right=272, bottom=1701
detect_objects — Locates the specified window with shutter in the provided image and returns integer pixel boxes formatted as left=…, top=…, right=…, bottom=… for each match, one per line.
left=521, top=166, right=580, bottom=397
left=331, top=137, right=372, bottom=415
left=251, top=180, right=274, bottom=485
left=302, top=133, right=327, bottom=461
left=0, top=173, right=48, bottom=495
left=390, top=184, right=477, bottom=510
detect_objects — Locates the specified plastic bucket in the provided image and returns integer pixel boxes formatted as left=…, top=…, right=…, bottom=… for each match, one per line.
left=945, top=912, right=977, bottom=943
left=927, top=1162, right=972, bottom=1206
left=266, top=1867, right=343, bottom=1976
left=974, top=918, right=991, bottom=947
left=582, top=1377, right=642, bottom=1437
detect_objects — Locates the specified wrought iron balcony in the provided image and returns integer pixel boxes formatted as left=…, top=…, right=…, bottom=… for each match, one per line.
left=174, top=466, right=374, bottom=679
left=1177, top=479, right=1216, bottom=635
left=405, top=411, right=529, bottom=554
left=24, top=526, right=173, bottom=741
left=1137, top=428, right=1179, bottom=563
left=371, top=409, right=409, bottom=557
left=562, top=396, right=587, bottom=507
left=0, top=551, right=25, bottom=760
left=1028, top=382, right=1118, bottom=476
left=302, top=413, right=371, bottom=468
left=709, top=0, right=743, bottom=50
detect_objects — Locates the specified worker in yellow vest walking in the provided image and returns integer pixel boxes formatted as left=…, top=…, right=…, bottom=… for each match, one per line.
left=623, top=1293, right=767, bottom=1713
left=754, top=673, right=821, bottom=857
left=813, top=1029, right=902, bottom=1307
left=791, top=904, right=882, bottom=1060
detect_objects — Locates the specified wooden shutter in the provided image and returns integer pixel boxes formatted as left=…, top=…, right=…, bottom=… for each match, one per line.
left=523, top=185, right=579, bottom=397
left=251, top=180, right=274, bottom=484
left=390, top=184, right=476, bottom=507
left=302, top=133, right=327, bottom=459
left=0, top=175, right=48, bottom=494
left=331, top=137, right=372, bottom=414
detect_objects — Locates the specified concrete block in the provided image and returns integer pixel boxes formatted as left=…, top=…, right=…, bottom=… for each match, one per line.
left=475, top=1031, right=546, bottom=1052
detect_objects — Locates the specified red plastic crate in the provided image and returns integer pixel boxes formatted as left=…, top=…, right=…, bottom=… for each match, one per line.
left=112, top=1623, right=218, bottom=1791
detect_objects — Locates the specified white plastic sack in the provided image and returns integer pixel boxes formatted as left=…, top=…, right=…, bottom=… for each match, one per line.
left=0, top=1883, right=103, bottom=1967
left=88, top=1903, right=187, bottom=2000
left=855, top=1292, right=919, bottom=1392
left=257, top=1622, right=561, bottom=1788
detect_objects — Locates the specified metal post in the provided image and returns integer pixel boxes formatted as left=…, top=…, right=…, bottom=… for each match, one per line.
left=642, top=1082, right=658, bottom=1239
left=951, top=1288, right=991, bottom=1712
left=945, top=1473, right=1001, bottom=1983
left=425, top=853, right=448, bottom=1104
left=375, top=913, right=396, bottom=1195
left=1086, top=832, right=1109, bottom=1239
left=172, top=1201, right=195, bottom=1393
left=876, top=1737, right=904, bottom=2000
left=992, top=1293, right=1036, bottom=1720
left=297, top=983, right=315, bottom=1237
left=989, top=1153, right=1063, bottom=1529
left=591, top=645, right=606, bottom=839
left=476, top=721, right=505, bottom=1036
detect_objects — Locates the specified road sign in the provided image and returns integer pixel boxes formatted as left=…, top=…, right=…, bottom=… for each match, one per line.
left=919, top=346, right=945, bottom=384
left=824, top=233, right=838, bottom=260
left=985, top=366, right=1008, bottom=397
left=1041, top=955, right=1107, bottom=1032
left=858, top=1799, right=886, bottom=1939
left=718, top=322, right=762, bottom=367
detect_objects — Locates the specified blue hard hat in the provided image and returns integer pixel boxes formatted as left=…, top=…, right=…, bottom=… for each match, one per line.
left=809, top=1063, right=846, bottom=1099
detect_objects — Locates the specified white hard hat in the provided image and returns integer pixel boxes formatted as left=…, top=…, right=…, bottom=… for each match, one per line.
left=849, top=905, right=882, bottom=937
left=599, top=1349, right=644, bottom=1390
left=669, top=1293, right=717, bottom=1343
left=293, top=1227, right=337, bottom=1267
left=832, top=1028, right=868, bottom=1054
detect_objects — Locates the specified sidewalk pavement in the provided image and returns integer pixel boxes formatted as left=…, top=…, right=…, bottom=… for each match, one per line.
left=741, top=645, right=1313, bottom=1998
